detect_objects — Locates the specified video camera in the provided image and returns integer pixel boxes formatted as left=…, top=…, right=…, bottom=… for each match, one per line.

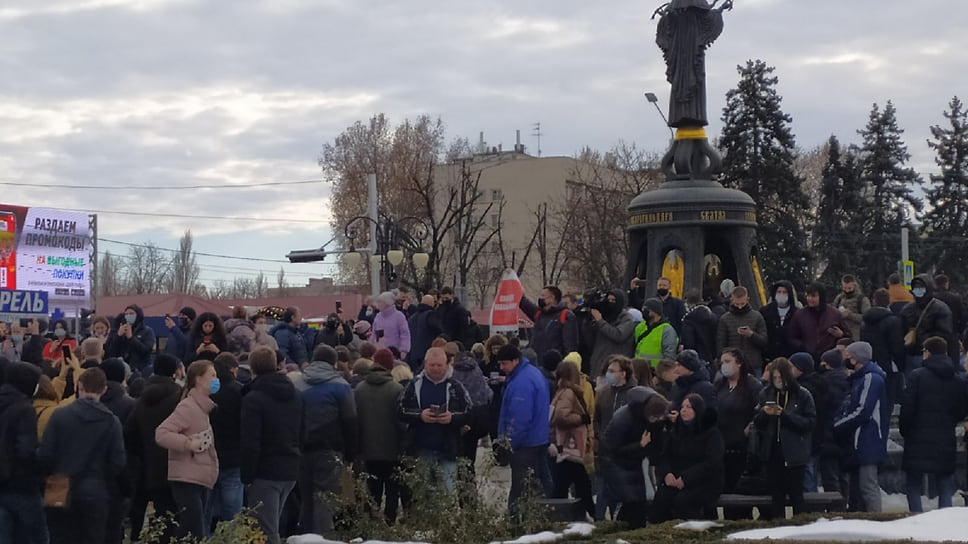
left=575, top=288, right=610, bottom=316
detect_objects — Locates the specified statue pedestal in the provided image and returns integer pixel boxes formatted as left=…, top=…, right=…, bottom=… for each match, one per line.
left=627, top=178, right=765, bottom=307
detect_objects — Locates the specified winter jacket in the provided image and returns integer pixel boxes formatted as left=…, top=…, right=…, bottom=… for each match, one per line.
left=655, top=410, right=725, bottom=500
left=300, top=361, right=358, bottom=460
left=789, top=302, right=851, bottom=363
left=497, top=359, right=551, bottom=449
left=833, top=290, right=872, bottom=341
left=587, top=308, right=636, bottom=380
left=354, top=369, right=406, bottom=462
left=452, top=352, right=494, bottom=440
left=833, top=361, right=888, bottom=466
left=209, top=372, right=243, bottom=469
left=0, top=383, right=44, bottom=494
left=518, top=297, right=579, bottom=360
left=633, top=318, right=679, bottom=363
left=594, top=382, right=634, bottom=440
left=550, top=386, right=591, bottom=465
left=408, top=303, right=443, bottom=368
left=313, top=322, right=353, bottom=351
left=598, top=387, right=665, bottom=501
left=271, top=322, right=312, bottom=366
left=373, top=306, right=411, bottom=355
left=818, top=367, right=850, bottom=454
left=155, top=389, right=219, bottom=489
left=716, top=304, right=768, bottom=372
left=761, top=280, right=799, bottom=361
left=124, top=375, right=182, bottom=490
left=165, top=322, right=191, bottom=360
left=34, top=398, right=60, bottom=439
left=899, top=354, right=968, bottom=474
left=669, top=366, right=717, bottom=411
left=932, top=288, right=966, bottom=340
left=713, top=374, right=761, bottom=449
left=240, top=372, right=303, bottom=484
left=888, top=283, right=914, bottom=312
left=399, top=373, right=472, bottom=459
left=224, top=318, right=256, bottom=356
left=861, top=306, right=906, bottom=375
left=436, top=300, right=469, bottom=344
left=101, top=381, right=136, bottom=426
left=681, top=304, right=719, bottom=363
left=797, top=370, right=828, bottom=451
left=900, top=275, right=958, bottom=359
left=38, top=397, right=126, bottom=493
left=105, top=309, right=156, bottom=371
left=752, top=383, right=816, bottom=467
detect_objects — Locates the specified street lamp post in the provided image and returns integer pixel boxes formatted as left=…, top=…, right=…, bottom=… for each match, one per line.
left=342, top=214, right=430, bottom=295
left=644, top=92, right=675, bottom=141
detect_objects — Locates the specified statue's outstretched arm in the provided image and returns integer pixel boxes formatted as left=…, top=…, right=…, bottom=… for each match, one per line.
left=652, top=2, right=670, bottom=19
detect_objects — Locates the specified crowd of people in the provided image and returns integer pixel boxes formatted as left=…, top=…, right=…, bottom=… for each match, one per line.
left=1, top=271, right=967, bottom=542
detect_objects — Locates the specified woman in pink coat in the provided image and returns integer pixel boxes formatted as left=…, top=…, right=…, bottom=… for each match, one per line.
left=156, top=360, right=220, bottom=539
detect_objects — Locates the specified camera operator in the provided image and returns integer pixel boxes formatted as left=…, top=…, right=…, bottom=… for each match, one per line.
left=314, top=311, right=352, bottom=350
left=519, top=285, right=579, bottom=362
left=582, top=289, right=636, bottom=380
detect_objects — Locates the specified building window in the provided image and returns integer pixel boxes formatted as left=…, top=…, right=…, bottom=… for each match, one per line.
left=491, top=189, right=503, bottom=201
left=490, top=214, right=500, bottom=227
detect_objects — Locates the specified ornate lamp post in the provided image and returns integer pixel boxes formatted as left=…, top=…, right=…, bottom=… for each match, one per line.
left=341, top=215, right=430, bottom=293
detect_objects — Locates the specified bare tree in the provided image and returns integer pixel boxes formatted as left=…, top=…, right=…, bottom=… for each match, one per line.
left=276, top=266, right=288, bottom=295
left=168, top=229, right=200, bottom=294
left=98, top=251, right=124, bottom=296
left=125, top=242, right=170, bottom=294
left=253, top=271, right=269, bottom=298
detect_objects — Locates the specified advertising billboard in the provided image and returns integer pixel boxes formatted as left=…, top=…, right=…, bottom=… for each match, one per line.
left=0, top=204, right=91, bottom=316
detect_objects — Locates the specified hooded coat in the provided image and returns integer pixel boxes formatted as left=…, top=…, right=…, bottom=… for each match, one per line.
left=0, top=366, right=44, bottom=494
left=105, top=307, right=156, bottom=371
left=833, top=361, right=889, bottom=466
left=761, top=280, right=799, bottom=361
left=654, top=408, right=725, bottom=503
left=270, top=322, right=312, bottom=366
left=586, top=289, right=636, bottom=379
left=899, top=354, right=968, bottom=474
left=408, top=303, right=443, bottom=369
left=38, top=397, right=126, bottom=495
left=452, top=352, right=494, bottom=439
left=224, top=318, right=256, bottom=356
left=598, top=387, right=665, bottom=501
left=669, top=365, right=717, bottom=411
left=240, top=372, right=303, bottom=484
left=300, top=361, right=358, bottom=460
left=681, top=303, right=719, bottom=363
left=789, top=290, right=851, bottom=362
left=861, top=306, right=906, bottom=375
left=900, top=274, right=958, bottom=359
left=752, top=382, right=816, bottom=467
left=716, top=304, right=768, bottom=372
left=124, top=375, right=182, bottom=490
left=101, top=380, right=136, bottom=425
left=210, top=368, right=243, bottom=469
left=354, top=369, right=405, bottom=462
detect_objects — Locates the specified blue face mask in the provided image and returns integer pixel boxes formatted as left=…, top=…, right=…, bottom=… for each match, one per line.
left=209, top=378, right=221, bottom=395
left=11, top=334, right=22, bottom=342
left=605, top=371, right=619, bottom=387
left=912, top=287, right=926, bottom=298
left=124, top=314, right=137, bottom=325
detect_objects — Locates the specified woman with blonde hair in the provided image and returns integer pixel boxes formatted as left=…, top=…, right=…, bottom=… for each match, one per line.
left=155, top=360, right=220, bottom=540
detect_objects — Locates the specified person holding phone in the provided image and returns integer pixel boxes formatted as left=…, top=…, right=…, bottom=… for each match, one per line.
left=187, top=312, right=228, bottom=360
left=716, top=286, right=768, bottom=376
left=42, top=319, right=78, bottom=363
left=105, top=306, right=155, bottom=374
left=752, top=357, right=816, bottom=520
left=371, top=292, right=410, bottom=362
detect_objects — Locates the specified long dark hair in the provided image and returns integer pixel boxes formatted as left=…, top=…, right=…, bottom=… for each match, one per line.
left=189, top=312, right=227, bottom=348
left=717, top=347, right=754, bottom=395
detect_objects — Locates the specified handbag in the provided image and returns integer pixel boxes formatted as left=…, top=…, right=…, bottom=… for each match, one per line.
left=904, top=299, right=934, bottom=347
left=43, top=474, right=71, bottom=508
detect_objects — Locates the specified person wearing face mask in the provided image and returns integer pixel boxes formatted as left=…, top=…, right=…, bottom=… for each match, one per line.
left=592, top=355, right=636, bottom=520
left=680, top=288, right=719, bottom=364
left=12, top=318, right=47, bottom=365
left=716, top=286, right=768, bottom=377
left=164, top=306, right=196, bottom=360
left=518, top=284, right=579, bottom=362
left=0, top=361, right=48, bottom=544
left=42, top=319, right=78, bottom=363
left=585, top=290, right=636, bottom=380
left=713, top=348, right=760, bottom=501
left=155, top=360, right=221, bottom=540
left=761, top=280, right=799, bottom=361
left=900, top=274, right=958, bottom=376
left=752, top=358, right=816, bottom=521
left=105, top=305, right=155, bottom=374
left=250, top=313, right=279, bottom=353
left=833, top=341, right=888, bottom=513
left=634, top=298, right=678, bottom=367
left=629, top=276, right=687, bottom=335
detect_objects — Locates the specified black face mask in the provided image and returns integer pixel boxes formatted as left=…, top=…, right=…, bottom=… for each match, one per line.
left=537, top=298, right=546, bottom=309
left=326, top=321, right=339, bottom=330
left=656, top=289, right=669, bottom=297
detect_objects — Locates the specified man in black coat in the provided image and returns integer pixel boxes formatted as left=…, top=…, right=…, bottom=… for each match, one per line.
left=408, top=294, right=443, bottom=371
left=123, top=354, right=182, bottom=538
left=669, top=350, right=717, bottom=411
left=0, top=361, right=47, bottom=544
left=861, top=288, right=906, bottom=410
left=99, top=357, right=136, bottom=544
left=901, top=274, right=958, bottom=371
left=899, top=336, right=968, bottom=512
left=761, top=280, right=798, bottom=361
left=242, top=347, right=303, bottom=544
left=208, top=353, right=244, bottom=527
left=934, top=275, right=966, bottom=340
left=436, top=287, right=469, bottom=345
left=680, top=288, right=718, bottom=363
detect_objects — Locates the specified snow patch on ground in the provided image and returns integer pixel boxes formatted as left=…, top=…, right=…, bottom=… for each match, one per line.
left=489, top=522, right=596, bottom=544
left=286, top=537, right=430, bottom=544
left=727, top=508, right=968, bottom=541
left=674, top=520, right=723, bottom=531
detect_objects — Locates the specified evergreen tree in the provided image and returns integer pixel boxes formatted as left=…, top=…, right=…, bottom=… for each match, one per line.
left=814, top=136, right=866, bottom=284
left=922, top=96, right=968, bottom=285
left=720, top=59, right=812, bottom=287
left=855, top=101, right=924, bottom=287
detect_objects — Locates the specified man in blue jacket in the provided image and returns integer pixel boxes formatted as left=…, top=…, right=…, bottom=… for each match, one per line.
left=834, top=341, right=888, bottom=512
left=495, top=344, right=552, bottom=519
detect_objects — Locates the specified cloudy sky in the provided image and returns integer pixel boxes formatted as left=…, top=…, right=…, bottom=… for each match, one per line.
left=1, top=0, right=963, bottom=291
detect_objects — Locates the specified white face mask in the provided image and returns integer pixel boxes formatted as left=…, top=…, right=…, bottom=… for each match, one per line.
left=773, top=379, right=785, bottom=390
left=774, top=294, right=789, bottom=306
left=720, top=362, right=736, bottom=378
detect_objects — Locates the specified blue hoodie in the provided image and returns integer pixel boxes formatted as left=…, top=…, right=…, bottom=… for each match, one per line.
left=833, top=361, right=888, bottom=466
left=498, top=359, right=550, bottom=449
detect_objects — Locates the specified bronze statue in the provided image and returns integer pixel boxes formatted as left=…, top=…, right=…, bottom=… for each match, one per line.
left=654, top=0, right=733, bottom=128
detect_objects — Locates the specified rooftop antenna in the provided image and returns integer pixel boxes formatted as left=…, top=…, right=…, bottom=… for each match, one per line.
left=532, top=122, right=543, bottom=157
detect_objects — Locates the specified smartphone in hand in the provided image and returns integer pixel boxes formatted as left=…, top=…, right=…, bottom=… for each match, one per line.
left=61, top=345, right=72, bottom=360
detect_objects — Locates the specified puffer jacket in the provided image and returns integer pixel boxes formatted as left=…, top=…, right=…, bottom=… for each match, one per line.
left=550, top=385, right=592, bottom=467
left=655, top=409, right=724, bottom=500
left=354, top=369, right=405, bottom=462
left=225, top=318, right=256, bottom=356
left=598, top=387, right=665, bottom=501
left=900, top=354, right=968, bottom=474
left=900, top=274, right=958, bottom=359
left=155, top=389, right=219, bottom=489
left=124, top=375, right=182, bottom=490
left=586, top=290, right=636, bottom=379
left=861, top=306, right=906, bottom=375
left=240, top=372, right=303, bottom=484
left=518, top=297, right=579, bottom=359
left=669, top=366, right=717, bottom=411
left=270, top=322, right=312, bottom=366
left=105, top=308, right=156, bottom=371
left=299, top=362, right=358, bottom=459
left=716, top=304, right=768, bottom=372
left=833, top=361, right=888, bottom=466
left=752, top=383, right=816, bottom=467
left=761, top=280, right=799, bottom=361
left=497, top=359, right=551, bottom=449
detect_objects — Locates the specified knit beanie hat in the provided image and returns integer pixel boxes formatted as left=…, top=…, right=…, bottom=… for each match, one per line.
left=720, top=279, right=735, bottom=298
left=101, top=357, right=127, bottom=383
left=643, top=297, right=664, bottom=317
left=373, top=348, right=395, bottom=371
left=353, top=320, right=371, bottom=335
left=790, top=352, right=815, bottom=375
left=540, top=349, right=563, bottom=372
left=676, top=349, right=702, bottom=373
left=5, top=362, right=41, bottom=397
left=821, top=348, right=844, bottom=368
left=179, top=307, right=197, bottom=321
left=846, top=341, right=873, bottom=365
